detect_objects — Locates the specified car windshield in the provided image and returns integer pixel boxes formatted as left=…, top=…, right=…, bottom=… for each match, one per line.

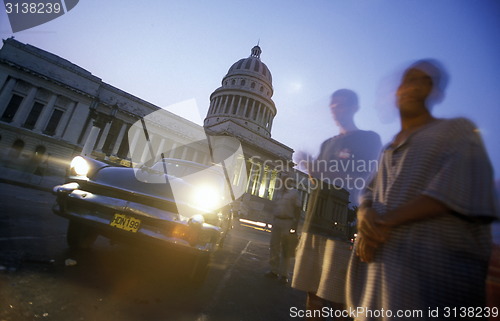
left=151, top=159, right=224, bottom=182
left=152, top=159, right=211, bottom=177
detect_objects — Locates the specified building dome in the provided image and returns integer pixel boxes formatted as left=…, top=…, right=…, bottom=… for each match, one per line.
left=204, top=45, right=276, bottom=138
left=225, top=45, right=272, bottom=85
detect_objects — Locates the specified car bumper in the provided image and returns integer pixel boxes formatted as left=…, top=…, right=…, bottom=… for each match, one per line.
left=53, top=186, right=220, bottom=253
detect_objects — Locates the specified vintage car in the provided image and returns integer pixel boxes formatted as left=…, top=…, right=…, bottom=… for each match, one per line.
left=52, top=155, right=234, bottom=284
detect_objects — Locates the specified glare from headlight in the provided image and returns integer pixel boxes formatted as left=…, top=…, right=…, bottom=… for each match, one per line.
left=192, top=184, right=222, bottom=212
left=71, top=156, right=89, bottom=176
left=189, top=214, right=205, bottom=225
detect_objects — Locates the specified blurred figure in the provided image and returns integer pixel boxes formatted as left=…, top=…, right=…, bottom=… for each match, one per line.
left=347, top=59, right=498, bottom=320
left=266, top=174, right=302, bottom=284
left=292, top=89, right=381, bottom=320
left=486, top=179, right=500, bottom=319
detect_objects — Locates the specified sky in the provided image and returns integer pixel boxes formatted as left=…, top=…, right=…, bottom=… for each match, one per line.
left=1, top=0, right=499, bottom=178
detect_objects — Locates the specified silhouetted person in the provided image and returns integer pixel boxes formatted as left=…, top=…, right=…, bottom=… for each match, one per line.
left=267, top=174, right=301, bottom=284
left=292, top=89, right=381, bottom=320
left=347, top=59, right=498, bottom=320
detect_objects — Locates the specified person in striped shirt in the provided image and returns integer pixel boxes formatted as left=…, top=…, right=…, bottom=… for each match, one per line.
left=347, top=59, right=497, bottom=320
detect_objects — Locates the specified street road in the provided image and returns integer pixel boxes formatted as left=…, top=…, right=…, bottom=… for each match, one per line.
left=0, top=183, right=306, bottom=321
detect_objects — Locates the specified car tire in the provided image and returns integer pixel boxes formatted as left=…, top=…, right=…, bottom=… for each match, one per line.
left=67, top=220, right=98, bottom=249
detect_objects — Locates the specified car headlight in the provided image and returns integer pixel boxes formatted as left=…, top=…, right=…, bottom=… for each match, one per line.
left=189, top=214, right=205, bottom=226
left=70, top=156, right=90, bottom=177
left=192, top=184, right=223, bottom=212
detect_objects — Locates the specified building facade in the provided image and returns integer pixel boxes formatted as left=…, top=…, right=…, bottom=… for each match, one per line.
left=0, top=38, right=212, bottom=179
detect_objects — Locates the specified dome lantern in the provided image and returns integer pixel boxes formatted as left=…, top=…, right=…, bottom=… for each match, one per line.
left=250, top=45, right=262, bottom=59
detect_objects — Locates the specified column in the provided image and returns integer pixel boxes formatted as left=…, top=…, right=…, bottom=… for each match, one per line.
left=129, top=125, right=141, bottom=150
left=111, top=122, right=127, bottom=155
left=236, top=155, right=247, bottom=187
left=62, top=102, right=90, bottom=144
left=96, top=121, right=112, bottom=151
left=82, top=113, right=112, bottom=156
left=247, top=100, right=256, bottom=119
left=223, top=95, right=229, bottom=114
left=235, top=96, right=242, bottom=115
left=253, top=103, right=261, bottom=121
left=33, top=94, right=57, bottom=133
left=243, top=97, right=249, bottom=116
left=218, top=96, right=224, bottom=113
left=214, top=99, right=219, bottom=114
left=252, top=161, right=262, bottom=195
left=263, top=166, right=272, bottom=199
left=212, top=98, right=218, bottom=115
left=81, top=126, right=100, bottom=156
left=215, top=96, right=222, bottom=114
left=261, top=109, right=267, bottom=127
left=257, top=163, right=265, bottom=196
left=140, top=133, right=155, bottom=163
left=12, top=86, right=37, bottom=125
left=222, top=96, right=227, bottom=113
left=128, top=125, right=142, bottom=161
left=231, top=96, right=237, bottom=114
left=246, top=161, right=255, bottom=193
left=80, top=120, right=93, bottom=145
left=57, top=100, right=76, bottom=138
left=181, top=147, right=188, bottom=160
left=168, top=142, right=178, bottom=158
left=257, top=104, right=264, bottom=124
left=212, top=97, right=219, bottom=114
left=0, top=78, right=16, bottom=116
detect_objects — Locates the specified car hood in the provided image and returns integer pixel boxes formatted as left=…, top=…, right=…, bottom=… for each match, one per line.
left=89, top=166, right=224, bottom=218
left=92, top=167, right=178, bottom=200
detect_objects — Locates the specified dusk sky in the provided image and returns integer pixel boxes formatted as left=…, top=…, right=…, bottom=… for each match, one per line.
left=1, top=0, right=499, bottom=179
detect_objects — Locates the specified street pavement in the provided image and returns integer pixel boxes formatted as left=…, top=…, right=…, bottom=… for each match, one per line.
left=0, top=177, right=308, bottom=321
left=2, top=167, right=500, bottom=321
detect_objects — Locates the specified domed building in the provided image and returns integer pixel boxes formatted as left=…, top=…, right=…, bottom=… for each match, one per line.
left=204, top=45, right=295, bottom=222
left=204, top=45, right=275, bottom=137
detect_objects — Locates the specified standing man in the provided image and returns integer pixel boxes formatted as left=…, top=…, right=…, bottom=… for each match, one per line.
left=347, top=60, right=497, bottom=320
left=292, top=89, right=382, bottom=319
left=267, top=173, right=302, bottom=284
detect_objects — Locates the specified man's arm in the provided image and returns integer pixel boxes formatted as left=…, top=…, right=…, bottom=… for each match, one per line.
left=356, top=195, right=449, bottom=262
left=377, top=195, right=449, bottom=227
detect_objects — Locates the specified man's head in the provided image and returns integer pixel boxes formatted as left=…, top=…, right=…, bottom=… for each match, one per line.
left=330, top=89, right=359, bottom=126
left=397, top=59, right=448, bottom=114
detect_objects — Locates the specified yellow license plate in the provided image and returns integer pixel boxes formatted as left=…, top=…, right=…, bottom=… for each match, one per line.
left=110, top=214, right=141, bottom=233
